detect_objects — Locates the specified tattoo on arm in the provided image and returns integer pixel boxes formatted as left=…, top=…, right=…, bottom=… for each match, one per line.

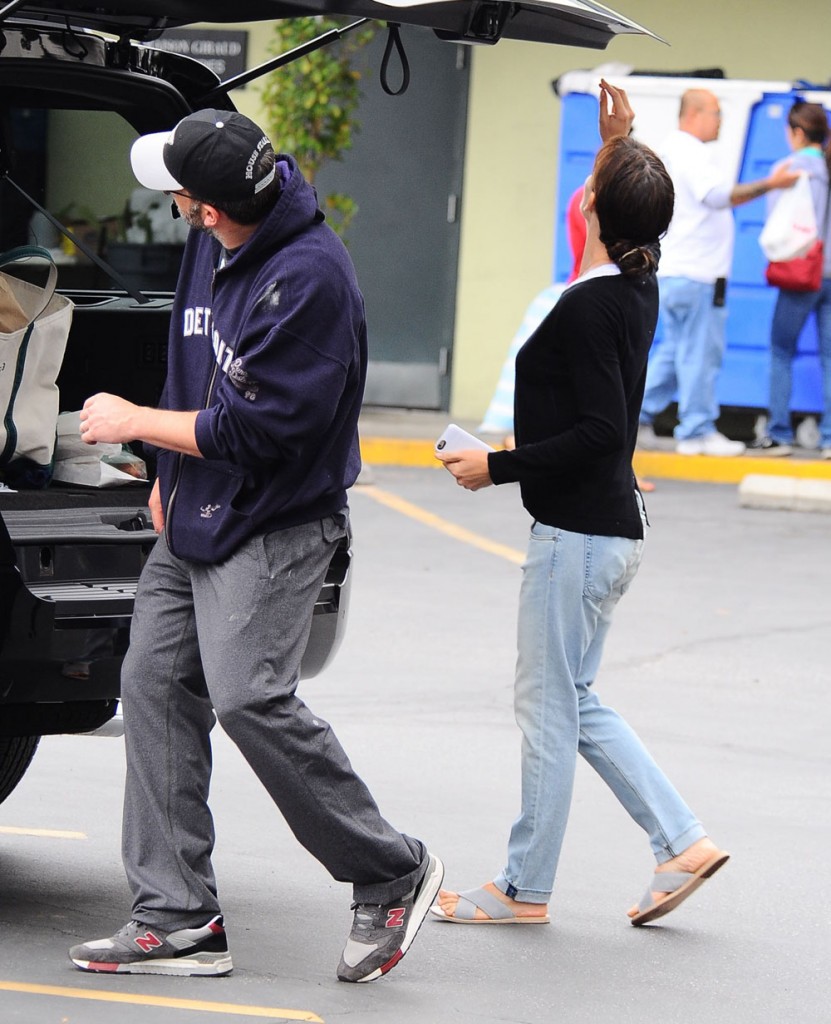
left=730, top=180, right=769, bottom=206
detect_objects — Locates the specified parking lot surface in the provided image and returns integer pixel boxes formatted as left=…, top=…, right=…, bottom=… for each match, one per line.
left=2, top=468, right=828, bottom=1023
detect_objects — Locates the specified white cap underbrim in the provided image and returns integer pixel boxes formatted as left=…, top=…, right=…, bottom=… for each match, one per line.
left=130, top=131, right=183, bottom=192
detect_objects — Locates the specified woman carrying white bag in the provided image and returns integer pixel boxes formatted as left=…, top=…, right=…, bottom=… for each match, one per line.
left=753, top=101, right=831, bottom=456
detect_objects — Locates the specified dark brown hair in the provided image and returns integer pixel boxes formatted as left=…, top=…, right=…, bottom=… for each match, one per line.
left=788, top=100, right=829, bottom=145
left=788, top=100, right=831, bottom=176
left=592, top=136, right=674, bottom=278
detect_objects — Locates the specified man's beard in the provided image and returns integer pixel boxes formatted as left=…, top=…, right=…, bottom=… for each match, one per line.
left=184, top=200, right=218, bottom=239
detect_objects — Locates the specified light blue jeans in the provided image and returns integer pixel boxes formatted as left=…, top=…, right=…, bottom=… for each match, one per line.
left=494, top=506, right=704, bottom=904
left=640, top=277, right=728, bottom=441
left=768, top=279, right=831, bottom=447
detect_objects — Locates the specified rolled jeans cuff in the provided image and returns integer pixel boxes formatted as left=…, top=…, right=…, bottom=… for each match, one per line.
left=491, top=873, right=550, bottom=905
left=654, top=822, right=707, bottom=865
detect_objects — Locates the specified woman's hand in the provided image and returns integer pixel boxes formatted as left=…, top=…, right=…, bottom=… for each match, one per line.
left=598, top=78, right=634, bottom=141
left=436, top=449, right=493, bottom=491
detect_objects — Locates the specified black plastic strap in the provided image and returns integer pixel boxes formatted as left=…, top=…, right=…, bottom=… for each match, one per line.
left=0, top=1, right=27, bottom=27
left=380, top=23, right=410, bottom=97
left=1, top=173, right=150, bottom=304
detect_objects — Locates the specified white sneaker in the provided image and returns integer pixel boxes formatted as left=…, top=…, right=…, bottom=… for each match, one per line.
left=676, top=432, right=746, bottom=457
left=822, top=448, right=831, bottom=460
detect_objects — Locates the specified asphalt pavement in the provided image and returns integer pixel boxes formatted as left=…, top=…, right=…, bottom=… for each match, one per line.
left=1, top=466, right=829, bottom=1023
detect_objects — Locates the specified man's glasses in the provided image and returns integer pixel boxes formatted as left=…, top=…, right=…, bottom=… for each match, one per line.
left=164, top=188, right=194, bottom=219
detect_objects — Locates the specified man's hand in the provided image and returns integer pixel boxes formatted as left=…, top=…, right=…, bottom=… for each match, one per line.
left=80, top=395, right=201, bottom=457
left=731, top=160, right=802, bottom=206
left=80, top=393, right=140, bottom=445
left=436, top=449, right=493, bottom=491
left=148, top=478, right=164, bottom=533
left=598, top=78, right=634, bottom=142
left=767, top=160, right=800, bottom=192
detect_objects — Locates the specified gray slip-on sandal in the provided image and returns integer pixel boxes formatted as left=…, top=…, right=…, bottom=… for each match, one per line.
left=630, top=850, right=730, bottom=926
left=429, top=886, right=550, bottom=925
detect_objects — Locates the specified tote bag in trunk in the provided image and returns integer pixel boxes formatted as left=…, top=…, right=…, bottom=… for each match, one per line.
left=0, top=246, right=74, bottom=488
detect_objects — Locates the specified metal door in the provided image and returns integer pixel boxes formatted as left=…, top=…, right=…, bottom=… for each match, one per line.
left=315, top=25, right=469, bottom=410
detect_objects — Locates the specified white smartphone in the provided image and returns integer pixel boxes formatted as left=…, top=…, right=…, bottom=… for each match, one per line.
left=435, top=423, right=495, bottom=454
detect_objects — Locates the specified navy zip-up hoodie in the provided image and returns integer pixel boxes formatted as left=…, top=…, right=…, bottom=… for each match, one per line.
left=155, top=156, right=366, bottom=563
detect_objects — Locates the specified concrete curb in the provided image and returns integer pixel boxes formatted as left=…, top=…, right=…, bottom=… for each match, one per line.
left=360, top=436, right=442, bottom=468
left=738, top=473, right=831, bottom=513
left=632, top=450, right=831, bottom=484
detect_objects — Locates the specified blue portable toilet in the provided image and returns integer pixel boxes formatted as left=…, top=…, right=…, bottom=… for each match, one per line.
left=553, top=71, right=831, bottom=428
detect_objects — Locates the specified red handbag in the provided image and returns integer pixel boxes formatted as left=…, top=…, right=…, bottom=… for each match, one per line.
left=765, top=239, right=823, bottom=293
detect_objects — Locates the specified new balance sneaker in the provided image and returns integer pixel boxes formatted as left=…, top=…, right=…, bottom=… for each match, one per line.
left=676, top=432, right=746, bottom=457
left=337, top=852, right=444, bottom=983
left=748, top=436, right=793, bottom=456
left=69, top=915, right=232, bottom=976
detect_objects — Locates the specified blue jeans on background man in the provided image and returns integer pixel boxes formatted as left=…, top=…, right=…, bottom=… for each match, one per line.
left=640, top=277, right=728, bottom=441
left=768, top=279, right=831, bottom=448
left=493, top=507, right=704, bottom=903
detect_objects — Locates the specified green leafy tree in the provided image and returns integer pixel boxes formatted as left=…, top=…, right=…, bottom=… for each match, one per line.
left=258, top=17, right=377, bottom=238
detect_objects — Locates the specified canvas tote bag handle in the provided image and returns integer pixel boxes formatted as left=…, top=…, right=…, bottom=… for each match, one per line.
left=0, top=245, right=58, bottom=323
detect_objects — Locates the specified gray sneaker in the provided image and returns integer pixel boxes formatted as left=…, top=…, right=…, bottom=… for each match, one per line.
left=748, top=436, right=793, bottom=456
left=69, top=915, right=232, bottom=976
left=637, top=423, right=661, bottom=449
left=337, top=853, right=444, bottom=983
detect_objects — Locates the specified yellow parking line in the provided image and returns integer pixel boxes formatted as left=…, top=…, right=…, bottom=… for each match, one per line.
left=0, top=826, right=86, bottom=839
left=358, top=484, right=525, bottom=566
left=0, top=982, right=324, bottom=1022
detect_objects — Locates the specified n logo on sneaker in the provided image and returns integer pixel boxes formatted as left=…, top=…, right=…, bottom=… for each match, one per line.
left=385, top=908, right=406, bottom=928
left=134, top=930, right=164, bottom=954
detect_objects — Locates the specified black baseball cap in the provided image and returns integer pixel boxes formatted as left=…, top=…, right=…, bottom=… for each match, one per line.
left=130, top=109, right=276, bottom=201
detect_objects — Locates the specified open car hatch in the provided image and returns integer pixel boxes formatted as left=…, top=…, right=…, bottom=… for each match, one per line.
left=0, top=1, right=662, bottom=49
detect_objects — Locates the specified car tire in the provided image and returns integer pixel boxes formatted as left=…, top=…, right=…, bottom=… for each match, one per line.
left=0, top=735, right=41, bottom=805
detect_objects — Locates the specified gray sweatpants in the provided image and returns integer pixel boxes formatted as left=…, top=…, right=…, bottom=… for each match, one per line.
left=121, top=512, right=424, bottom=930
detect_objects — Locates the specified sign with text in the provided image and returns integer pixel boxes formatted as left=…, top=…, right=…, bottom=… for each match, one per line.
left=154, top=29, right=248, bottom=84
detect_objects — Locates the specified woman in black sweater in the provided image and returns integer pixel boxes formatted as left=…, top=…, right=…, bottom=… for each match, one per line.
left=433, top=82, right=728, bottom=928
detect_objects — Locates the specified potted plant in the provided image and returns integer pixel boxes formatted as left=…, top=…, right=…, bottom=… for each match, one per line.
left=258, top=17, right=376, bottom=238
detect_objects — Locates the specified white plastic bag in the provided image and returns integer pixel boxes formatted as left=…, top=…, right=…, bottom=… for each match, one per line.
left=759, top=173, right=818, bottom=262
left=52, top=411, right=146, bottom=487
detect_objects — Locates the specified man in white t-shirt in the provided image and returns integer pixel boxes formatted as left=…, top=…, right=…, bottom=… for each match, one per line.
left=639, top=89, right=799, bottom=456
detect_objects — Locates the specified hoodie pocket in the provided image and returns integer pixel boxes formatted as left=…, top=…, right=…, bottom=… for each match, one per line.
left=166, top=457, right=251, bottom=563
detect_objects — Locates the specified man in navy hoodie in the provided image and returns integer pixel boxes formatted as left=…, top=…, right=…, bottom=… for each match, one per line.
left=70, top=109, right=443, bottom=983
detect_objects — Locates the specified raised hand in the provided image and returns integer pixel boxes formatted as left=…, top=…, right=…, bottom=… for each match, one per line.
left=599, top=78, right=635, bottom=142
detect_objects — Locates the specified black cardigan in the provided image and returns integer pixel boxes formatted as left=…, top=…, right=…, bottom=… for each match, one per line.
left=487, top=270, right=657, bottom=539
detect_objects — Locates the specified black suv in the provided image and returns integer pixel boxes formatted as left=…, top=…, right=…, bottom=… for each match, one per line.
left=0, top=0, right=655, bottom=805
